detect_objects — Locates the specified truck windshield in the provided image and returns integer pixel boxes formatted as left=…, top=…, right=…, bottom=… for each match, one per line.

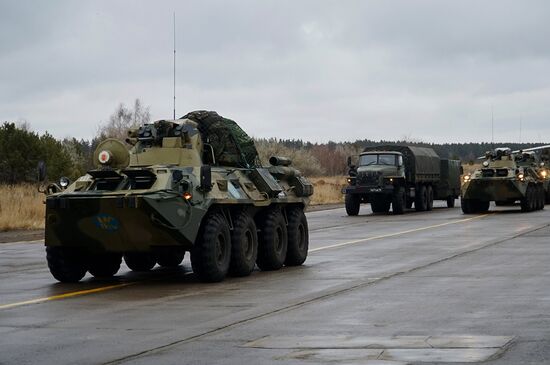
left=359, top=154, right=396, bottom=166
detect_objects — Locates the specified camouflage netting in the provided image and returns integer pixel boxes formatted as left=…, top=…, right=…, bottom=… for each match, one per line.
left=180, top=110, right=259, bottom=168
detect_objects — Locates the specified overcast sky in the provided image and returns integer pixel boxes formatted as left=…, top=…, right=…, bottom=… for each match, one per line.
left=1, top=0, right=550, bottom=143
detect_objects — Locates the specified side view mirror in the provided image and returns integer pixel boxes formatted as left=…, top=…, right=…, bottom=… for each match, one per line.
left=346, top=156, right=352, bottom=167
left=200, top=165, right=212, bottom=192
left=37, top=161, right=47, bottom=182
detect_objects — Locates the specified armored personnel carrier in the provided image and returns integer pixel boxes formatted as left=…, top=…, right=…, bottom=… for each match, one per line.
left=41, top=111, right=313, bottom=283
left=461, top=147, right=545, bottom=213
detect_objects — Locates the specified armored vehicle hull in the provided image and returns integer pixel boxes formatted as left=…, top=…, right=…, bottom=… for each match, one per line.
left=42, top=111, right=313, bottom=283
left=460, top=148, right=545, bottom=213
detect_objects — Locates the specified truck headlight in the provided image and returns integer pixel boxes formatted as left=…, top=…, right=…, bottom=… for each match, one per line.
left=59, top=177, right=70, bottom=188
left=463, top=175, right=471, bottom=182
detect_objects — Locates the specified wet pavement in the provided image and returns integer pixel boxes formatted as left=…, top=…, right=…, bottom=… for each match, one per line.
left=0, top=202, right=549, bottom=364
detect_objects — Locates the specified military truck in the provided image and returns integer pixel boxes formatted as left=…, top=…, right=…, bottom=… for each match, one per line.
left=40, top=111, right=313, bottom=283
left=461, top=147, right=545, bottom=213
left=343, top=145, right=461, bottom=215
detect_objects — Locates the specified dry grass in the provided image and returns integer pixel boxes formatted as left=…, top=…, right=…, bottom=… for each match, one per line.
left=0, top=184, right=45, bottom=231
left=310, top=176, right=347, bottom=205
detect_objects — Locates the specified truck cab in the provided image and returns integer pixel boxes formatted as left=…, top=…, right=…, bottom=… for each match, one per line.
left=353, top=151, right=406, bottom=189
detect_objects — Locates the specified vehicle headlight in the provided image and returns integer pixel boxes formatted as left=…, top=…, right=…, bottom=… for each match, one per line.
left=482, top=161, right=489, bottom=167
left=541, top=170, right=547, bottom=178
left=463, top=175, right=471, bottom=182
left=59, top=177, right=70, bottom=188
left=517, top=173, right=524, bottom=180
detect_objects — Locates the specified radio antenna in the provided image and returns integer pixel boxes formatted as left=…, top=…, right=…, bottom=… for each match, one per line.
left=519, top=113, right=522, bottom=144
left=491, top=105, right=494, bottom=149
left=173, top=11, right=176, bottom=120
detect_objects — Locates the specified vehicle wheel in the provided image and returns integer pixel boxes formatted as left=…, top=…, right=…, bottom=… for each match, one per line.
left=461, top=198, right=473, bottom=214
left=392, top=187, right=405, bottom=215
left=156, top=249, right=185, bottom=268
left=285, top=208, right=309, bottom=266
left=521, top=185, right=534, bottom=212
left=415, top=185, right=427, bottom=211
left=426, top=185, right=434, bottom=211
left=229, top=211, right=258, bottom=277
left=257, top=209, right=288, bottom=271
left=345, top=194, right=361, bottom=216
left=538, top=185, right=545, bottom=210
left=446, top=196, right=456, bottom=208
left=88, top=253, right=122, bottom=278
left=124, top=252, right=157, bottom=272
left=371, top=196, right=390, bottom=213
left=191, top=212, right=231, bottom=282
left=46, top=246, right=87, bottom=283
left=477, top=200, right=490, bottom=212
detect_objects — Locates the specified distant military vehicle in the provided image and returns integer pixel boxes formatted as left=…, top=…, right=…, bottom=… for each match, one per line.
left=461, top=147, right=545, bottom=213
left=40, top=111, right=313, bottom=283
left=343, top=145, right=461, bottom=215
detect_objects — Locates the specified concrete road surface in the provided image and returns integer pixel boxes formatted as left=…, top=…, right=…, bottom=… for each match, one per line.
left=0, top=202, right=549, bottom=364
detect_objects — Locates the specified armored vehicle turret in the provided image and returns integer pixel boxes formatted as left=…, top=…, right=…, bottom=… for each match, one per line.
left=461, top=147, right=545, bottom=213
left=42, top=111, right=313, bottom=283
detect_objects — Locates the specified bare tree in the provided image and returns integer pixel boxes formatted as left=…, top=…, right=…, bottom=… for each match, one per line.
left=96, top=99, right=151, bottom=140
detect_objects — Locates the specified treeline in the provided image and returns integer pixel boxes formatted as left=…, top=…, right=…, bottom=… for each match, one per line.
left=1, top=99, right=546, bottom=183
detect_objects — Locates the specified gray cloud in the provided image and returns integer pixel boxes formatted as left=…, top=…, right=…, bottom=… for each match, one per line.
left=1, top=0, right=550, bottom=143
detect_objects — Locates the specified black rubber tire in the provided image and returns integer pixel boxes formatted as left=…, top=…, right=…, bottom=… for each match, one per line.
left=392, top=187, right=405, bottom=215
left=477, top=200, right=490, bottom=212
left=345, top=194, right=361, bottom=216
left=191, top=212, right=231, bottom=282
left=371, top=197, right=390, bottom=213
left=538, top=185, right=545, bottom=210
left=285, top=208, right=309, bottom=266
left=256, top=209, right=288, bottom=271
left=88, top=253, right=122, bottom=278
left=46, top=247, right=87, bottom=283
left=446, top=196, right=456, bottom=208
left=521, top=185, right=534, bottom=212
left=426, top=185, right=434, bottom=211
left=461, top=198, right=473, bottom=214
left=124, top=253, right=157, bottom=272
left=229, top=211, right=258, bottom=277
left=156, top=249, right=185, bottom=268
left=415, top=185, right=428, bottom=212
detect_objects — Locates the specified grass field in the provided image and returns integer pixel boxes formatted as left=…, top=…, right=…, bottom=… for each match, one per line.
left=309, top=176, right=346, bottom=205
left=0, top=184, right=45, bottom=231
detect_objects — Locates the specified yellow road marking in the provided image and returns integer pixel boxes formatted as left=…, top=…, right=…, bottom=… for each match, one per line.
left=0, top=213, right=490, bottom=311
left=309, top=214, right=490, bottom=253
left=0, top=282, right=133, bottom=310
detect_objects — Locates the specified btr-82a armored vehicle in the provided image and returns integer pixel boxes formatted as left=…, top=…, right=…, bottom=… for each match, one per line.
left=461, top=147, right=545, bottom=213
left=41, top=111, right=313, bottom=283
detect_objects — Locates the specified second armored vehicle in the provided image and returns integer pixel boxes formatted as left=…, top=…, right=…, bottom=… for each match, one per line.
left=41, top=111, right=313, bottom=283
left=461, top=147, right=545, bottom=213
left=344, top=145, right=461, bottom=215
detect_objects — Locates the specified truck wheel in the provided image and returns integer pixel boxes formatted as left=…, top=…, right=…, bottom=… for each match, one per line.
left=257, top=209, right=288, bottom=271
left=477, top=200, right=490, bottom=213
left=538, top=185, right=545, bottom=210
left=46, top=247, right=87, bottom=283
left=446, top=196, right=456, bottom=208
left=345, top=194, right=361, bottom=216
left=521, top=186, right=533, bottom=212
left=415, top=185, right=427, bottom=211
left=426, top=186, right=434, bottom=211
left=89, top=253, right=122, bottom=278
left=285, top=208, right=309, bottom=266
left=191, top=213, right=231, bottom=282
left=124, top=253, right=156, bottom=272
left=371, top=197, right=390, bottom=213
left=461, top=198, right=473, bottom=214
left=392, top=187, right=405, bottom=215
left=156, top=249, right=185, bottom=268
left=229, top=212, right=258, bottom=277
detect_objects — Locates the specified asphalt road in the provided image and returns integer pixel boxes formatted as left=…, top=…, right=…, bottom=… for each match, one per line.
left=0, top=202, right=549, bottom=365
